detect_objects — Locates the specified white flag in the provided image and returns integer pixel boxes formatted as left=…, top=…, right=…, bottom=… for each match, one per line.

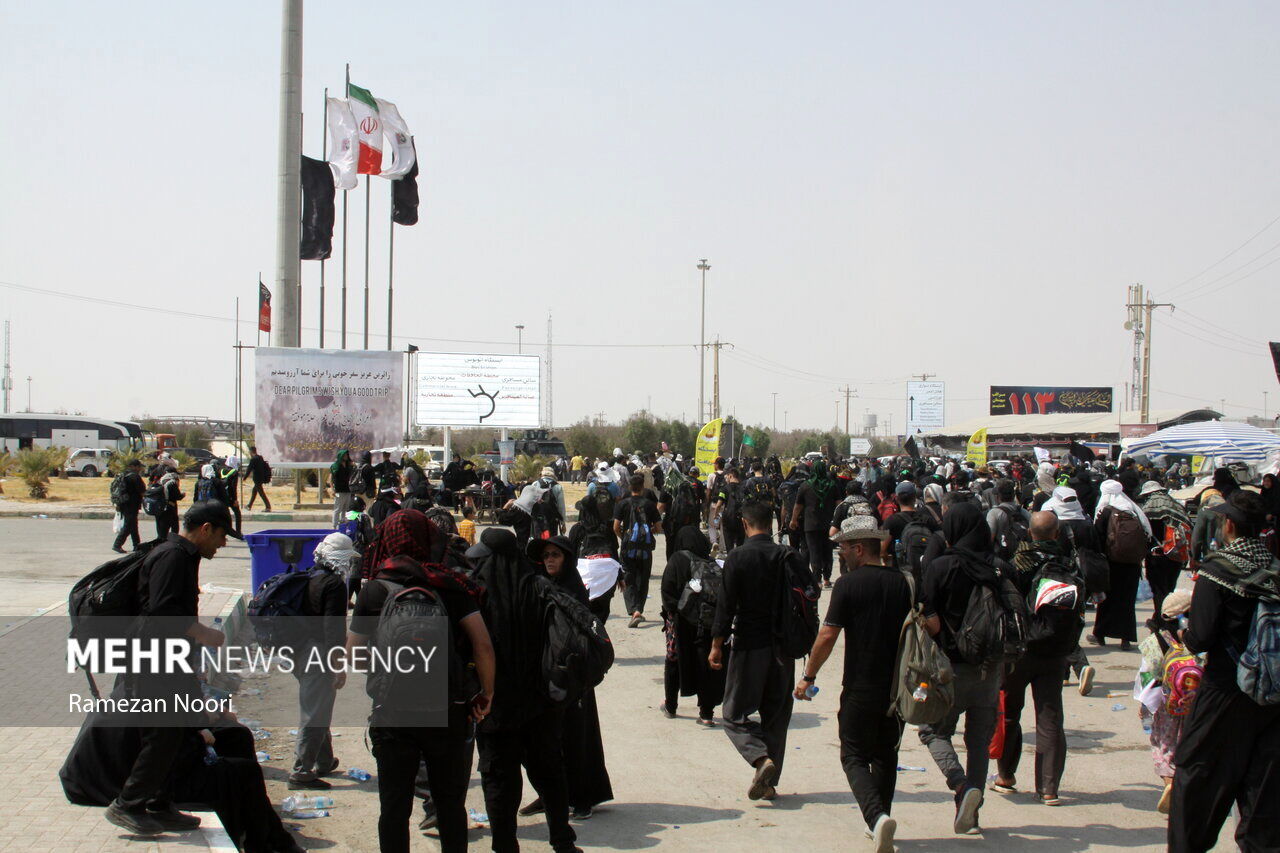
left=375, top=98, right=416, bottom=179
left=325, top=97, right=359, bottom=190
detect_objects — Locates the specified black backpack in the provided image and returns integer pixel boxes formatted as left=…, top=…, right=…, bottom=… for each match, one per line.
left=68, top=540, right=161, bottom=644
left=666, top=483, right=701, bottom=535
left=676, top=555, right=725, bottom=632
left=109, top=473, right=131, bottom=509
left=247, top=570, right=317, bottom=648
left=1024, top=558, right=1086, bottom=657
left=621, top=498, right=656, bottom=560
left=530, top=480, right=561, bottom=539
left=954, top=565, right=1029, bottom=668
left=773, top=547, right=819, bottom=660
left=142, top=482, right=168, bottom=516
left=994, top=506, right=1030, bottom=561
left=366, top=580, right=477, bottom=719
left=895, top=517, right=935, bottom=580
left=539, top=579, right=614, bottom=706
left=349, top=465, right=374, bottom=498
left=744, top=477, right=774, bottom=508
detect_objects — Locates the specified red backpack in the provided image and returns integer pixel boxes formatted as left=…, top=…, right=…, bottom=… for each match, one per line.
left=878, top=492, right=900, bottom=524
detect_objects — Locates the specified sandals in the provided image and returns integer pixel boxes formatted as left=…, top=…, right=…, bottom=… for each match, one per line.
left=990, top=780, right=1017, bottom=795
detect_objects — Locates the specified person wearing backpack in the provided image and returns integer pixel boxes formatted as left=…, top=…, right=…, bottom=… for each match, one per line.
left=100, top=501, right=238, bottom=837
left=345, top=512, right=495, bottom=853
left=469, top=528, right=583, bottom=853
left=710, top=502, right=815, bottom=802
left=777, top=462, right=809, bottom=549
left=793, top=513, right=911, bottom=853
left=790, top=459, right=840, bottom=588
left=110, top=458, right=147, bottom=553
left=1088, top=479, right=1152, bottom=650
left=917, top=502, right=1011, bottom=835
left=991, top=512, right=1084, bottom=807
left=329, top=449, right=355, bottom=528
left=245, top=445, right=272, bottom=511
left=659, top=526, right=727, bottom=726
left=151, top=469, right=185, bottom=540
left=1168, top=491, right=1280, bottom=853
left=613, top=474, right=663, bottom=628
left=986, top=479, right=1031, bottom=564
left=713, top=467, right=746, bottom=553
left=1138, top=480, right=1192, bottom=617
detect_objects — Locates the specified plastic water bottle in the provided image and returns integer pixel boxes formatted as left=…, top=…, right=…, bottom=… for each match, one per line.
left=346, top=768, right=371, bottom=781
left=912, top=682, right=930, bottom=702
left=804, top=683, right=819, bottom=699
left=255, top=751, right=271, bottom=762
left=203, top=745, right=219, bottom=765
left=282, top=796, right=334, bottom=813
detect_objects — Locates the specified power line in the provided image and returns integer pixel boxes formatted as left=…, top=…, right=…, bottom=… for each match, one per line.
left=1180, top=250, right=1280, bottom=302
left=1160, top=313, right=1265, bottom=357
left=1166, top=211, right=1280, bottom=296
left=1171, top=307, right=1266, bottom=347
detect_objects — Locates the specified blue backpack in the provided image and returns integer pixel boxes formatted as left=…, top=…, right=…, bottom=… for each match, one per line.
left=1237, top=583, right=1280, bottom=706
left=621, top=498, right=655, bottom=560
left=248, top=570, right=316, bottom=648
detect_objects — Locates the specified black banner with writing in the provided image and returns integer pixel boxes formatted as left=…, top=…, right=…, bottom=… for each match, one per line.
left=990, top=386, right=1113, bottom=416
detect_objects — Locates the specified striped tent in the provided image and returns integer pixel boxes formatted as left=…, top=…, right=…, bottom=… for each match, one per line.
left=1124, top=420, right=1280, bottom=464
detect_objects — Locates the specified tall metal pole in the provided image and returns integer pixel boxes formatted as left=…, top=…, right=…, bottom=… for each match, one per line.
left=712, top=336, right=720, bottom=420
left=341, top=64, right=349, bottom=348
left=273, top=0, right=304, bottom=348
left=363, top=176, right=370, bottom=349
left=698, top=259, right=709, bottom=423
left=387, top=199, right=394, bottom=350
left=319, top=87, right=327, bottom=348
left=516, top=324, right=524, bottom=354
left=2, top=320, right=10, bottom=414
left=771, top=392, right=777, bottom=431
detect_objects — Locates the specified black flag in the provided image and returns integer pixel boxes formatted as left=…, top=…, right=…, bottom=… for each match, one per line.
left=392, top=139, right=419, bottom=226
left=1069, top=441, right=1096, bottom=462
left=904, top=434, right=921, bottom=459
left=1270, top=342, right=1280, bottom=384
left=300, top=156, right=335, bottom=260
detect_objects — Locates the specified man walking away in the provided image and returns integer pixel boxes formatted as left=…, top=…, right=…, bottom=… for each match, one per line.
left=330, top=449, right=355, bottom=528
left=1168, top=491, right=1280, bottom=852
left=110, top=459, right=146, bottom=553
left=796, top=513, right=911, bottom=852
left=987, top=479, right=1031, bottom=564
left=614, top=474, right=663, bottom=628
left=993, top=512, right=1084, bottom=805
left=151, top=469, right=184, bottom=541
left=246, top=446, right=272, bottom=511
left=714, top=468, right=746, bottom=553
left=287, top=546, right=349, bottom=791
left=711, top=502, right=814, bottom=801
left=104, top=501, right=238, bottom=836
left=918, top=503, right=1007, bottom=834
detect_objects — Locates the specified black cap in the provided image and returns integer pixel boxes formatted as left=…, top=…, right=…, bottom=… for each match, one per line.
left=183, top=501, right=244, bottom=539
left=1206, top=500, right=1248, bottom=526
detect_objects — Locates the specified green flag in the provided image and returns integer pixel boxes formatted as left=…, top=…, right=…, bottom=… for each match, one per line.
left=742, top=433, right=756, bottom=448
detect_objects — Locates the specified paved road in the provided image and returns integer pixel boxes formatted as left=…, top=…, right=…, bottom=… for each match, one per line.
left=0, top=517, right=1232, bottom=851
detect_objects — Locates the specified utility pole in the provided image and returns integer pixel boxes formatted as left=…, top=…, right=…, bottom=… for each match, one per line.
left=545, top=312, right=553, bottom=430
left=272, top=0, right=303, bottom=347
left=711, top=336, right=722, bottom=420
left=839, top=385, right=857, bottom=435
left=1126, top=286, right=1174, bottom=424
left=697, top=259, right=710, bottom=423
left=783, top=410, right=788, bottom=431
left=1, top=320, right=10, bottom=414
left=771, top=392, right=778, bottom=431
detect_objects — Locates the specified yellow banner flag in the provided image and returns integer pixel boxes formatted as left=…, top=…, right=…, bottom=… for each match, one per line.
left=694, top=418, right=723, bottom=482
left=966, top=427, right=988, bottom=466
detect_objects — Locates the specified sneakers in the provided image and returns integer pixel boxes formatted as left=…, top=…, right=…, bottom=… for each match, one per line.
left=317, top=757, right=341, bottom=776
left=104, top=802, right=164, bottom=836
left=871, top=814, right=897, bottom=853
left=1078, top=665, right=1096, bottom=696
left=518, top=797, right=545, bottom=816
left=954, top=787, right=982, bottom=834
left=747, top=757, right=778, bottom=801
left=146, top=804, right=201, bottom=831
left=761, top=786, right=777, bottom=801
left=111, top=545, right=126, bottom=554
left=659, top=703, right=677, bottom=719
left=570, top=806, right=594, bottom=821
left=288, top=773, right=332, bottom=790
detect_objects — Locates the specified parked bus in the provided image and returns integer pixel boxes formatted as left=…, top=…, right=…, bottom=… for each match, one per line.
left=0, top=413, right=145, bottom=453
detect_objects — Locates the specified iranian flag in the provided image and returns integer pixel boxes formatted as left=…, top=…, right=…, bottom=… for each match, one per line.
left=348, top=83, right=382, bottom=174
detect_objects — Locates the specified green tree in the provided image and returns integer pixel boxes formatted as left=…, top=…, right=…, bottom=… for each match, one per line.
left=566, top=421, right=609, bottom=460
left=621, top=415, right=660, bottom=455
left=742, top=426, right=772, bottom=457
left=16, top=447, right=65, bottom=498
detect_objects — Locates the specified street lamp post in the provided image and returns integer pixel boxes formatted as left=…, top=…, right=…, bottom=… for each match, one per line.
left=772, top=392, right=778, bottom=430
left=697, top=259, right=710, bottom=423
left=26, top=376, right=32, bottom=412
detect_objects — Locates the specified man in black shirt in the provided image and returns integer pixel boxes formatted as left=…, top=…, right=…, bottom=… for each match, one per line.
left=104, top=501, right=238, bottom=837
left=614, top=474, right=663, bottom=628
left=1169, top=492, right=1280, bottom=852
left=246, top=446, right=272, bottom=511
left=111, top=459, right=147, bottom=553
left=710, top=502, right=811, bottom=802
left=714, top=468, right=745, bottom=553
left=374, top=451, right=403, bottom=491
left=795, top=513, right=910, bottom=853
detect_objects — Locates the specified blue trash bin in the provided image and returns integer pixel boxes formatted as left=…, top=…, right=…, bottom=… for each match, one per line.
left=243, top=529, right=334, bottom=593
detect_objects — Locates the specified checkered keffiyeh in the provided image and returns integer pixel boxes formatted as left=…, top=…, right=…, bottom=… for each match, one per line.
left=360, top=509, right=481, bottom=601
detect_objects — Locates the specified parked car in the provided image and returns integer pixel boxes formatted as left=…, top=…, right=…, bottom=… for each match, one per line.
left=66, top=448, right=114, bottom=477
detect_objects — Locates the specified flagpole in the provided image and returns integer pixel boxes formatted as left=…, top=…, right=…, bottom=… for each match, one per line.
left=387, top=189, right=394, bottom=350
left=363, top=175, right=370, bottom=350
left=342, top=64, right=350, bottom=349
left=319, top=87, right=327, bottom=349
left=256, top=272, right=262, bottom=347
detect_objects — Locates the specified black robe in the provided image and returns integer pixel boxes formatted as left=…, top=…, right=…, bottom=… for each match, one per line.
left=658, top=534, right=727, bottom=707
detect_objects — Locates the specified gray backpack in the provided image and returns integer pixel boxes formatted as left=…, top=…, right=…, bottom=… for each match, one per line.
left=889, top=572, right=955, bottom=725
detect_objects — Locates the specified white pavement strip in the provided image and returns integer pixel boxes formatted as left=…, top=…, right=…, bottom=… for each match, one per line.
left=196, top=811, right=238, bottom=852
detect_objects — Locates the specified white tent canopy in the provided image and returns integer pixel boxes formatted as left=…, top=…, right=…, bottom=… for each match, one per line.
left=1124, top=421, right=1280, bottom=464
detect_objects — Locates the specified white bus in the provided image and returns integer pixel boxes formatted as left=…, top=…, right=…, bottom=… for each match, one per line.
left=0, top=413, right=145, bottom=454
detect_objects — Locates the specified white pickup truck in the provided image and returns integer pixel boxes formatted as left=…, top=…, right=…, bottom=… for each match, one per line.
left=66, top=448, right=113, bottom=477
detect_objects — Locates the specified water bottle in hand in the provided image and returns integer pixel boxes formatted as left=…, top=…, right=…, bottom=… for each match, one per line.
left=804, top=683, right=819, bottom=699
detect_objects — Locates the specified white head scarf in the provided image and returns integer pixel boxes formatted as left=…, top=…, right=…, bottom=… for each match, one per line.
left=1044, top=485, right=1087, bottom=522
left=313, top=532, right=360, bottom=578
left=200, top=463, right=216, bottom=479
left=1095, top=479, right=1152, bottom=537
left=923, top=483, right=945, bottom=505
left=1036, top=461, right=1057, bottom=495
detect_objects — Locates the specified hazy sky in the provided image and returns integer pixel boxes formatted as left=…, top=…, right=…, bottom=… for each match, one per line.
left=3, top=2, right=1278, bottom=435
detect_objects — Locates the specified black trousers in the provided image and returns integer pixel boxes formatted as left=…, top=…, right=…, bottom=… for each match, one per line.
left=1145, top=554, right=1182, bottom=621
left=478, top=711, right=577, bottom=853
left=664, top=656, right=718, bottom=720
left=113, top=510, right=141, bottom=550
left=247, top=482, right=271, bottom=509
left=1169, top=684, right=1280, bottom=853
left=370, top=724, right=474, bottom=853
left=116, top=726, right=185, bottom=811
left=997, top=655, right=1067, bottom=797
left=723, top=520, right=745, bottom=553
left=722, top=644, right=795, bottom=782
left=154, top=508, right=179, bottom=541
left=805, top=529, right=833, bottom=582
left=838, top=687, right=904, bottom=827
left=621, top=553, right=654, bottom=615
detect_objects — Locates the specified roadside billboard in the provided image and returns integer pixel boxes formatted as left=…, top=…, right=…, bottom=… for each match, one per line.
left=990, top=386, right=1113, bottom=416
left=906, top=381, right=945, bottom=435
left=415, top=352, right=540, bottom=428
left=254, top=347, right=404, bottom=467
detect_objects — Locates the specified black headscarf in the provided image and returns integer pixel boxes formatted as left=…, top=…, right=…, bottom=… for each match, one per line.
left=941, top=502, right=999, bottom=585
left=672, top=525, right=712, bottom=560
left=528, top=535, right=589, bottom=604
left=1213, top=467, right=1239, bottom=499
left=470, top=528, right=545, bottom=728
left=1261, top=473, right=1280, bottom=519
